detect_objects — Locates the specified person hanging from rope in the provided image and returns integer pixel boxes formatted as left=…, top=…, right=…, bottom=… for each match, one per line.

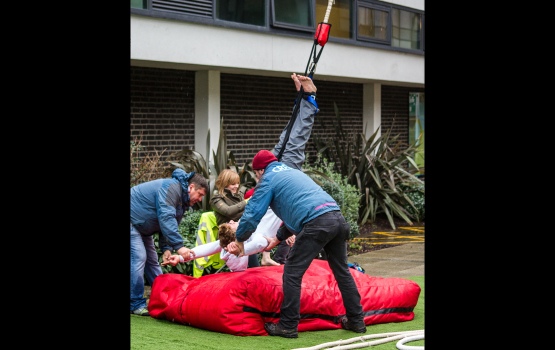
left=163, top=73, right=319, bottom=271
left=258, top=72, right=318, bottom=264
left=274, top=73, right=318, bottom=170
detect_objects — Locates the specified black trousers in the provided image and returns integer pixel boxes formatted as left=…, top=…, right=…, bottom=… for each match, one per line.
left=278, top=210, right=364, bottom=329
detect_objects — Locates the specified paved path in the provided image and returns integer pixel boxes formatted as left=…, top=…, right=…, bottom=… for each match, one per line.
left=350, top=225, right=424, bottom=278
left=350, top=243, right=424, bottom=278
left=354, top=225, right=424, bottom=244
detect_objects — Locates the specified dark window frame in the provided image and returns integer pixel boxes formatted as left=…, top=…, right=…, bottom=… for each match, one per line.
left=130, top=0, right=424, bottom=56
left=270, top=0, right=315, bottom=33
left=391, top=7, right=422, bottom=50
left=214, top=0, right=268, bottom=27
left=355, top=2, right=391, bottom=45
left=421, top=14, right=425, bottom=52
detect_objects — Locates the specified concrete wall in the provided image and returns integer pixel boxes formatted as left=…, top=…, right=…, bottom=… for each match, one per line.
left=130, top=15, right=424, bottom=87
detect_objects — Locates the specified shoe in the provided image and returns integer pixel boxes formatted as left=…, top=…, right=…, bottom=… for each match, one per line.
left=131, top=307, right=150, bottom=316
left=340, top=317, right=366, bottom=333
left=264, top=322, right=298, bottom=338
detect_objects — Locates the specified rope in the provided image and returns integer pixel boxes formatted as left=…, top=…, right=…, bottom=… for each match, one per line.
left=323, top=0, right=333, bottom=23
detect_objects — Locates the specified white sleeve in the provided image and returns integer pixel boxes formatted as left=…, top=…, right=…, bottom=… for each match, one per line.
left=221, top=251, right=249, bottom=272
left=251, top=207, right=283, bottom=239
left=211, top=208, right=284, bottom=272
left=238, top=208, right=282, bottom=256
left=243, top=235, right=270, bottom=256
left=191, top=240, right=222, bottom=258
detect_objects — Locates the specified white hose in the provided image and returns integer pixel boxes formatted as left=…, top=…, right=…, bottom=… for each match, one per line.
left=292, top=330, right=423, bottom=350
left=396, top=333, right=425, bottom=350
left=323, top=0, right=334, bottom=23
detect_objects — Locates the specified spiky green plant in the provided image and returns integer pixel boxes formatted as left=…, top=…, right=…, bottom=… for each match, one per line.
left=312, top=103, right=424, bottom=229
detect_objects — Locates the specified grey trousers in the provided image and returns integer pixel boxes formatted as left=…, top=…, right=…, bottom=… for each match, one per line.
left=273, top=98, right=319, bottom=170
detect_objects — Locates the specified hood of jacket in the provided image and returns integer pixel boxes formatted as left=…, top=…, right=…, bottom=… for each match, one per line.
left=172, top=168, right=195, bottom=206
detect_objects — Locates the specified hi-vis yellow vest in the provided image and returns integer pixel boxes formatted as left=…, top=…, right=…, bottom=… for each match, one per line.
left=193, top=211, right=225, bottom=277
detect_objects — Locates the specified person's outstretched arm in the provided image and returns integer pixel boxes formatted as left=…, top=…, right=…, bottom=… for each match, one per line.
left=272, top=73, right=319, bottom=170
left=242, top=234, right=271, bottom=256
left=161, top=240, right=222, bottom=266
left=229, top=206, right=283, bottom=256
left=191, top=240, right=222, bottom=259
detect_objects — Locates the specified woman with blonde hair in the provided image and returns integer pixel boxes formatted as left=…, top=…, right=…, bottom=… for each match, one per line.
left=210, top=169, right=279, bottom=266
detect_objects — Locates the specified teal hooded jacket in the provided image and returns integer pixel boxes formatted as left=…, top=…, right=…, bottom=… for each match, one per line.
left=235, top=161, right=339, bottom=243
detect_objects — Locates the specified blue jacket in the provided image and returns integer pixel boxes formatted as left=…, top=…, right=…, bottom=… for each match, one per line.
left=235, top=161, right=339, bottom=242
left=130, top=168, right=195, bottom=252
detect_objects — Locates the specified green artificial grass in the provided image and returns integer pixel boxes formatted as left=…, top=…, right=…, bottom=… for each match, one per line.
left=131, top=276, right=424, bottom=349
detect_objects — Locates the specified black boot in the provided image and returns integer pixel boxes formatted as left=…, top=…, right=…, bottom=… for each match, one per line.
left=340, top=317, right=367, bottom=333
left=264, top=322, right=298, bottom=338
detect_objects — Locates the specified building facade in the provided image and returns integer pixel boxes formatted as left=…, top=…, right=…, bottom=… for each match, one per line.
left=130, top=0, right=425, bottom=169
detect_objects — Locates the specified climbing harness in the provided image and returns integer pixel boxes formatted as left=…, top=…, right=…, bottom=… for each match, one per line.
left=276, top=0, right=334, bottom=161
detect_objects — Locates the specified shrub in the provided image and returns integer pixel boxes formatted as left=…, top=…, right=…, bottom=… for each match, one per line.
left=304, top=156, right=361, bottom=240
left=130, top=135, right=169, bottom=187
left=400, top=183, right=425, bottom=222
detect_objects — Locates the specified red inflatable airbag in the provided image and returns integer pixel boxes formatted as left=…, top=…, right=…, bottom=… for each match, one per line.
left=148, top=259, right=420, bottom=336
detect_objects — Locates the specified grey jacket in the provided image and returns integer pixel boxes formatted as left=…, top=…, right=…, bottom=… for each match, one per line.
left=130, top=168, right=195, bottom=252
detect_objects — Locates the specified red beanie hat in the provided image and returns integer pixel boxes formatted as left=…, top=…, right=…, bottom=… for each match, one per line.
left=252, top=150, right=277, bottom=170
left=244, top=188, right=255, bottom=199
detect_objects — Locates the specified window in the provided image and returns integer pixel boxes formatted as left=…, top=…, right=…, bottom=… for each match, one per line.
left=316, top=0, right=352, bottom=39
left=271, top=0, right=314, bottom=32
left=409, top=92, right=425, bottom=175
left=131, top=0, right=424, bottom=54
left=392, top=8, right=422, bottom=50
left=131, top=0, right=146, bottom=9
left=356, top=3, right=390, bottom=43
left=216, top=0, right=266, bottom=26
